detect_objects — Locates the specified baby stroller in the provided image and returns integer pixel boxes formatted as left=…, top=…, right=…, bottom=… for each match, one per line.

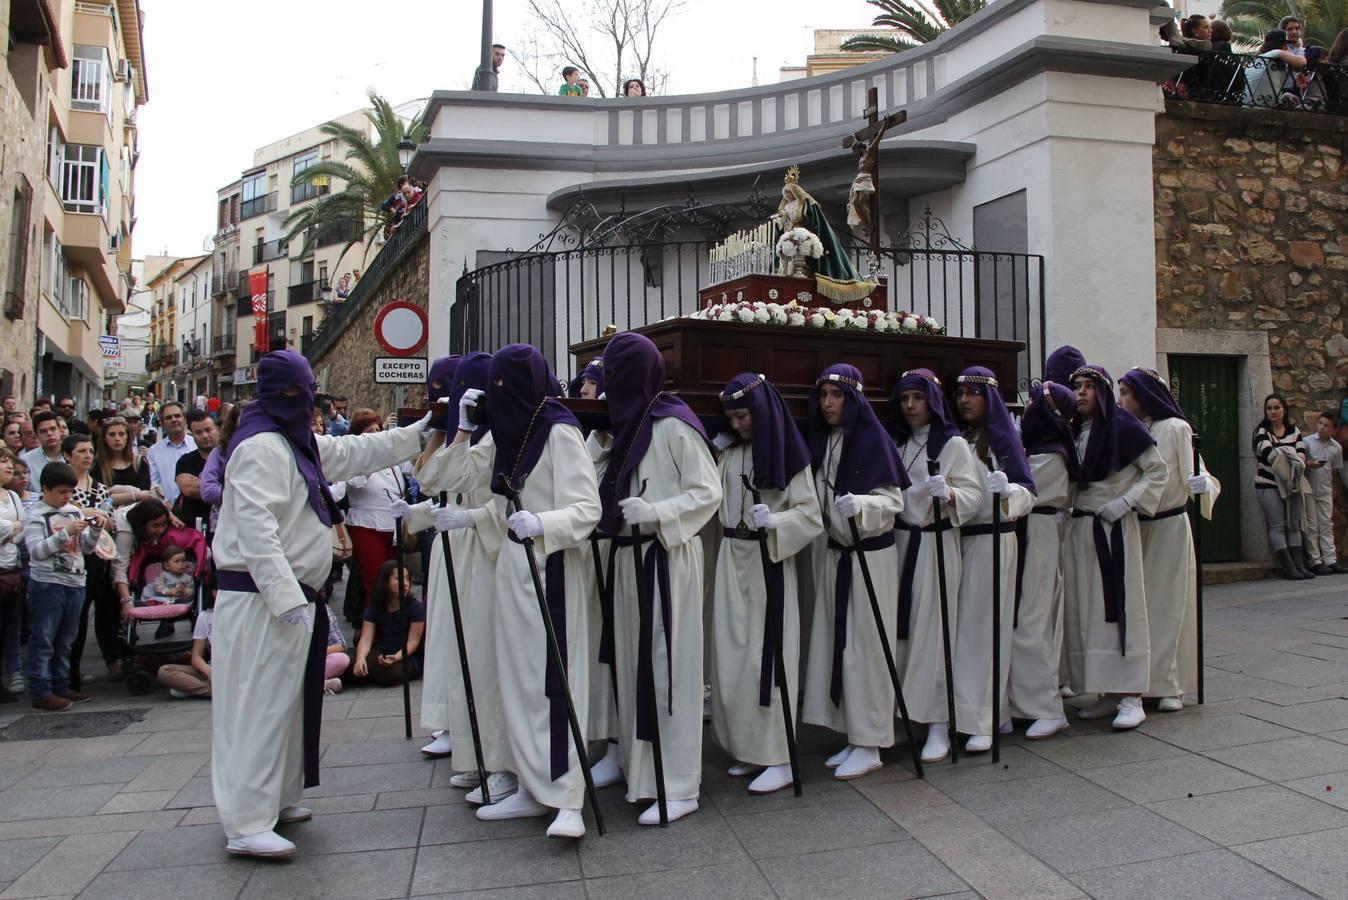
left=121, top=519, right=210, bottom=695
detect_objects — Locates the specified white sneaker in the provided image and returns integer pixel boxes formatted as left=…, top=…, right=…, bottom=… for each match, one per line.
left=449, top=771, right=481, bottom=789
left=590, top=744, right=623, bottom=788
left=421, top=732, right=452, bottom=758
left=4, top=672, right=23, bottom=694
left=965, top=735, right=993, bottom=754
left=824, top=744, right=854, bottom=769
left=226, top=830, right=296, bottom=858
left=1026, top=717, right=1069, bottom=740
left=1157, top=697, right=1184, bottom=713
left=727, top=762, right=763, bottom=778
left=835, top=745, right=882, bottom=780
left=920, top=723, right=950, bottom=763
left=476, top=785, right=547, bottom=820
left=547, top=808, right=585, bottom=839
left=278, top=805, right=312, bottom=824
left=1059, top=684, right=1077, bottom=699
left=169, top=688, right=191, bottom=699
left=1077, top=697, right=1120, bottom=720
left=466, top=772, right=518, bottom=805
left=638, top=798, right=699, bottom=826
left=323, top=678, right=343, bottom=695
left=1112, top=697, right=1146, bottom=730
left=748, top=764, right=794, bottom=795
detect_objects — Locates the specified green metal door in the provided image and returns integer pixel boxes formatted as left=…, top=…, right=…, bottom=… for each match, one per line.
left=1168, top=355, right=1241, bottom=562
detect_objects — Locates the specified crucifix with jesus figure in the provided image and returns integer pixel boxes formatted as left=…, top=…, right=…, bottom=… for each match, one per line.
left=843, top=86, right=906, bottom=275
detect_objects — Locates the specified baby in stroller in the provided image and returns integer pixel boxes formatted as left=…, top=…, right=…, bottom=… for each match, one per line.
left=112, top=500, right=210, bottom=694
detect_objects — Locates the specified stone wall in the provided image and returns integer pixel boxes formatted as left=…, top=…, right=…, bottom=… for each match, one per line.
left=0, top=36, right=47, bottom=402
left=310, top=234, right=431, bottom=415
left=1154, top=99, right=1348, bottom=425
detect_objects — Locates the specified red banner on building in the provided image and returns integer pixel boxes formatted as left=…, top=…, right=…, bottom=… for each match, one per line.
left=249, top=270, right=270, bottom=355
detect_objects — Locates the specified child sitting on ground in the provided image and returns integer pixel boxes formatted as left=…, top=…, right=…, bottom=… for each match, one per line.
left=157, top=600, right=213, bottom=699
left=143, top=545, right=195, bottom=605
left=350, top=560, right=424, bottom=686
left=324, top=604, right=350, bottom=694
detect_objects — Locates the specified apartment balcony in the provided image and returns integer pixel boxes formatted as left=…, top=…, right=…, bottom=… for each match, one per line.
left=240, top=192, right=277, bottom=220
left=252, top=238, right=287, bottom=265
left=287, top=280, right=326, bottom=306
left=313, top=218, right=358, bottom=248
left=212, top=268, right=240, bottom=296
left=235, top=271, right=252, bottom=299
left=301, top=332, right=317, bottom=354
left=211, top=333, right=236, bottom=356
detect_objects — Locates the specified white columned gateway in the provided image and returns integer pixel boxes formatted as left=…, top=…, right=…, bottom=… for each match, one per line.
left=416, top=0, right=1177, bottom=382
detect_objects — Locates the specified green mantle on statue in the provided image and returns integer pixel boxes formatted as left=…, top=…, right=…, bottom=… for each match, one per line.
left=803, top=202, right=878, bottom=303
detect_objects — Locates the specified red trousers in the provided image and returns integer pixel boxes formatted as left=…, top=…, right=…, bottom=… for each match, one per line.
left=347, top=525, right=396, bottom=606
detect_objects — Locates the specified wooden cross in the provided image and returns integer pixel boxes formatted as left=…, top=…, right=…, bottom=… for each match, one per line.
left=843, top=86, right=906, bottom=261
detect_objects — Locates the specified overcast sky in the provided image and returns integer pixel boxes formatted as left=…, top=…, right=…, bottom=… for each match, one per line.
left=134, top=0, right=880, bottom=260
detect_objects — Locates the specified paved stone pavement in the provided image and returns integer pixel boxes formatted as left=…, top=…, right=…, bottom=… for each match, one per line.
left=3, top=575, right=1348, bottom=898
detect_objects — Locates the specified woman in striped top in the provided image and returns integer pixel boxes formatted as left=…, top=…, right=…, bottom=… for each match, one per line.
left=1253, top=393, right=1313, bottom=580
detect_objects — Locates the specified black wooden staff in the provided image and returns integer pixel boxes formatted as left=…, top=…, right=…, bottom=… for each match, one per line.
left=629, top=479, right=669, bottom=825
left=987, top=456, right=1003, bottom=765
left=505, top=489, right=606, bottom=835
left=392, top=501, right=413, bottom=740
left=742, top=474, right=802, bottom=797
left=1191, top=434, right=1205, bottom=706
left=927, top=460, right=959, bottom=764
left=839, top=494, right=926, bottom=779
left=439, top=491, right=490, bottom=803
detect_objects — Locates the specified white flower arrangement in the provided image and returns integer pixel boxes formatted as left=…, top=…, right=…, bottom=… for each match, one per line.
left=776, top=227, right=824, bottom=260
left=690, top=301, right=944, bottom=335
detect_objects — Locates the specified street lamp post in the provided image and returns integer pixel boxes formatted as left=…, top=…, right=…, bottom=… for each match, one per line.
left=471, top=0, right=495, bottom=92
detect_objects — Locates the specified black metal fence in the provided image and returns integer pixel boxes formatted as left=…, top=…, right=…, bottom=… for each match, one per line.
left=452, top=237, right=1046, bottom=392
left=302, top=200, right=428, bottom=362
left=1166, top=50, right=1348, bottom=115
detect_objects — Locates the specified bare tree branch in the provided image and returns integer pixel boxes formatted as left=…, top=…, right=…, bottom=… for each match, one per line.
left=520, top=0, right=684, bottom=97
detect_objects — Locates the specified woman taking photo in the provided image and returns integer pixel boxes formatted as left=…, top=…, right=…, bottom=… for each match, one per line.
left=1253, top=393, right=1314, bottom=580
left=96, top=416, right=155, bottom=507
left=62, top=433, right=120, bottom=684
left=334, top=410, right=412, bottom=603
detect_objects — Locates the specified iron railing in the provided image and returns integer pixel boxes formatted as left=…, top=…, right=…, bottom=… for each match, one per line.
left=211, top=333, right=236, bottom=355
left=290, top=181, right=330, bottom=205
left=453, top=213, right=1046, bottom=392
left=212, top=268, right=240, bottom=295
left=287, top=280, right=324, bottom=306
left=302, top=200, right=427, bottom=361
left=252, top=238, right=288, bottom=265
left=1166, top=50, right=1348, bottom=115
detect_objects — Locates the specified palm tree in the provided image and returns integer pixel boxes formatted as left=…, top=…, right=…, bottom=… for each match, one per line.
left=840, top=0, right=988, bottom=54
left=282, top=92, right=430, bottom=269
left=1220, top=0, right=1348, bottom=49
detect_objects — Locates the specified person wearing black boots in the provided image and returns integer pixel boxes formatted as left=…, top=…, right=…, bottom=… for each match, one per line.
left=1252, top=394, right=1314, bottom=581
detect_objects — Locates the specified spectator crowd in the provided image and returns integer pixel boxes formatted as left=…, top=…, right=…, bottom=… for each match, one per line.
left=0, top=388, right=433, bottom=713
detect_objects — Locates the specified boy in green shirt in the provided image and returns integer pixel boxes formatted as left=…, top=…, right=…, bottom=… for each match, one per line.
left=558, top=66, right=582, bottom=96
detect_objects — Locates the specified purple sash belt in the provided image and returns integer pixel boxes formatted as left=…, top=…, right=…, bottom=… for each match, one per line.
left=1071, top=510, right=1128, bottom=655
left=723, top=527, right=786, bottom=708
left=607, top=531, right=673, bottom=743
left=507, top=533, right=570, bottom=780
left=895, top=518, right=952, bottom=640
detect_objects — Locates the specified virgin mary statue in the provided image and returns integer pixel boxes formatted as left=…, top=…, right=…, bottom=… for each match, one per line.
left=769, top=166, right=878, bottom=303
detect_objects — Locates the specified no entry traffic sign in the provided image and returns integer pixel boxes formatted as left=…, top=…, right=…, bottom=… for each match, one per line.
left=373, top=301, right=428, bottom=357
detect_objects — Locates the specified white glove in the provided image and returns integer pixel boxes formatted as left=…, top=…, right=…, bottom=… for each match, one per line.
left=835, top=493, right=862, bottom=519
left=986, top=470, right=1010, bottom=496
left=1188, top=474, right=1210, bottom=495
left=278, top=605, right=310, bottom=628
left=432, top=507, right=474, bottom=532
left=619, top=496, right=658, bottom=525
left=410, top=411, right=433, bottom=434
left=1098, top=496, right=1133, bottom=524
left=389, top=498, right=411, bottom=521
left=508, top=510, right=544, bottom=539
left=926, top=473, right=950, bottom=500
left=749, top=503, right=777, bottom=530
left=436, top=397, right=453, bottom=407
left=712, top=432, right=737, bottom=452
left=458, top=388, right=485, bottom=431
